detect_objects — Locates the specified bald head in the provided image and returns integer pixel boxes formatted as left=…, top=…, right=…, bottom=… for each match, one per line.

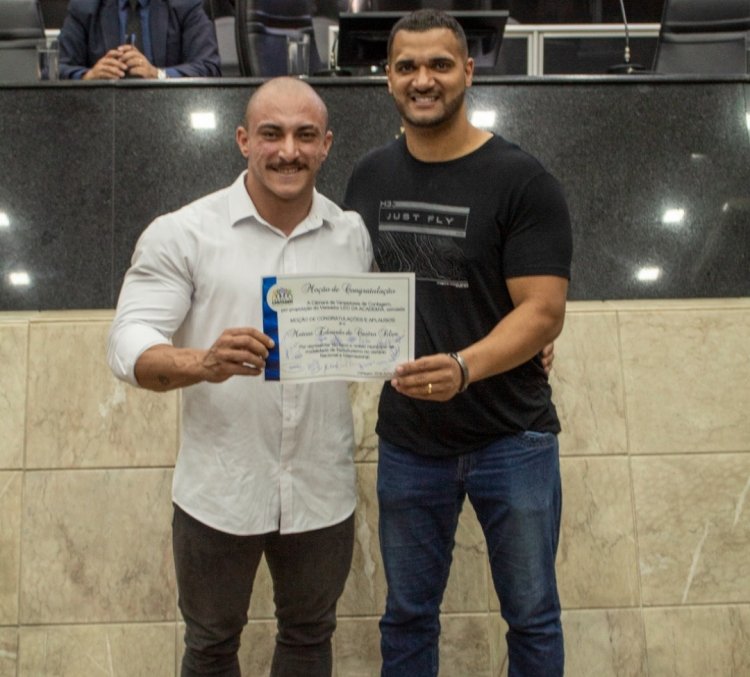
left=235, top=76, right=334, bottom=232
left=244, top=77, right=329, bottom=130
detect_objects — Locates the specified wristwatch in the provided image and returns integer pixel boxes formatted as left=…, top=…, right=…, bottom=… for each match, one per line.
left=156, top=68, right=168, bottom=80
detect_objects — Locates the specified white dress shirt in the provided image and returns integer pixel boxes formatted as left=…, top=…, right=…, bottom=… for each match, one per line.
left=108, top=173, right=373, bottom=535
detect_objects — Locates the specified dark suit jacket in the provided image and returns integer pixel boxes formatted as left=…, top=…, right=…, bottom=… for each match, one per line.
left=58, top=0, right=221, bottom=78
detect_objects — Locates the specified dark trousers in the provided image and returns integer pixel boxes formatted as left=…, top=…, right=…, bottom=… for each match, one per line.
left=172, top=504, right=355, bottom=677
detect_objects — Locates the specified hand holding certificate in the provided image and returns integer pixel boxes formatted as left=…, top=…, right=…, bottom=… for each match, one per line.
left=262, top=273, right=415, bottom=382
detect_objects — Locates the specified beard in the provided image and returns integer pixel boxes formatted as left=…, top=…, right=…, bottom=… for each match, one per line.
left=394, top=89, right=466, bottom=129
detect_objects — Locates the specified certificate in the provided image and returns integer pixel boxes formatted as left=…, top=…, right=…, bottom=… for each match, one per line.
left=262, top=273, right=415, bottom=382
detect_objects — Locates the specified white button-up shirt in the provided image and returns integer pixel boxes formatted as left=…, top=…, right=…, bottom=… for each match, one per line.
left=108, top=173, right=373, bottom=535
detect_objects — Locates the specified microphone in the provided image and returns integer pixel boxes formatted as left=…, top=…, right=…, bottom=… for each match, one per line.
left=608, top=0, right=646, bottom=73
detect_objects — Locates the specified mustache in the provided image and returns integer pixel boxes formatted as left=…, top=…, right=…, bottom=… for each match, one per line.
left=271, top=161, right=306, bottom=170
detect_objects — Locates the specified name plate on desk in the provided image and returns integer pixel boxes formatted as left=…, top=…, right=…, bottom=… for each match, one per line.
left=262, top=273, right=415, bottom=383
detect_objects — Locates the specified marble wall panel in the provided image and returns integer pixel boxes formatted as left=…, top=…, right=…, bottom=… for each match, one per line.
left=237, top=620, right=277, bottom=676
left=5, top=302, right=748, bottom=676
left=551, top=310, right=627, bottom=456
left=339, top=463, right=385, bottom=617
left=557, top=457, right=640, bottom=608
left=350, top=382, right=381, bottom=463
left=175, top=622, right=184, bottom=673
left=0, top=627, right=17, bottom=677
left=562, top=609, right=647, bottom=677
left=619, top=308, right=750, bottom=453
left=333, top=617, right=381, bottom=677
left=18, top=624, right=175, bottom=677
left=443, top=501, right=490, bottom=613
left=20, top=469, right=175, bottom=623
left=491, top=609, right=648, bottom=676
left=440, top=614, right=492, bottom=676
left=632, top=454, right=750, bottom=605
left=643, top=605, right=750, bottom=676
left=25, top=322, right=179, bottom=468
left=0, top=322, right=27, bottom=469
left=489, top=614, right=510, bottom=676
left=0, top=472, right=21, bottom=625
left=247, top=556, right=275, bottom=620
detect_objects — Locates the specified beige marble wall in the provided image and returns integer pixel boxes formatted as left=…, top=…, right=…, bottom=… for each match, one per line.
left=1, top=300, right=748, bottom=676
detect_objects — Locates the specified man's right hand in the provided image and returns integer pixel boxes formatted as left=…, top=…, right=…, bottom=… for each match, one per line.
left=134, top=328, right=276, bottom=391
left=82, top=49, right=128, bottom=80
left=201, top=327, right=275, bottom=383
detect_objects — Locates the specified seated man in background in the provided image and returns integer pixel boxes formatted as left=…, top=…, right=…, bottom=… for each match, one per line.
left=58, top=0, right=221, bottom=80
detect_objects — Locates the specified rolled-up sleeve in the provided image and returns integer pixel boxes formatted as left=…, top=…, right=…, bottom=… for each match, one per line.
left=107, top=215, right=194, bottom=386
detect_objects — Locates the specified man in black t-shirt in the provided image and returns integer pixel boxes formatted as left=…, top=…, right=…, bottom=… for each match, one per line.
left=343, top=10, right=572, bottom=677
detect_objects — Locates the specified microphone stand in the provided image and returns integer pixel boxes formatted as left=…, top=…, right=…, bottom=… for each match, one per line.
left=608, top=0, right=646, bottom=73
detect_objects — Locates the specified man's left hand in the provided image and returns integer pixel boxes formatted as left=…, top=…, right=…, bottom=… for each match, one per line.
left=390, top=353, right=462, bottom=402
left=118, top=45, right=159, bottom=79
left=541, top=342, right=555, bottom=375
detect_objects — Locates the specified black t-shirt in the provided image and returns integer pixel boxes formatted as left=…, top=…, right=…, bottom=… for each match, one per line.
left=344, top=134, right=573, bottom=457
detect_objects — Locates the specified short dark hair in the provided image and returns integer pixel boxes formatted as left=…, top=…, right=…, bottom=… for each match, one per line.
left=387, top=9, right=469, bottom=61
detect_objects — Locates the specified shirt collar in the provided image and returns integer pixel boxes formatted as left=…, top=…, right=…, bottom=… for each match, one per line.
left=228, top=172, right=331, bottom=237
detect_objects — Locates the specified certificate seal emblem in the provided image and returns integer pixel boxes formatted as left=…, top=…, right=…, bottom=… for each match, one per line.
left=269, top=286, right=294, bottom=306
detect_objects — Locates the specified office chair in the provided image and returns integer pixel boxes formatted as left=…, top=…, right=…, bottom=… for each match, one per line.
left=204, top=0, right=241, bottom=76
left=205, top=0, right=236, bottom=20
left=235, top=0, right=323, bottom=76
left=39, top=0, right=68, bottom=29
left=0, top=0, right=46, bottom=82
left=215, top=16, right=241, bottom=76
left=653, top=0, right=750, bottom=74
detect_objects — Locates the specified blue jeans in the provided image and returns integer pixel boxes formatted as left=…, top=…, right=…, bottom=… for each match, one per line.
left=377, top=433, right=563, bottom=677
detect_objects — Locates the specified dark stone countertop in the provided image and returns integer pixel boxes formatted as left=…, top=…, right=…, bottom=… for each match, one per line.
left=1, top=76, right=748, bottom=310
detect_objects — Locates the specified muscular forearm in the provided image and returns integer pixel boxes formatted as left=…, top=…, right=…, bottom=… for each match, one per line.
left=460, top=297, right=565, bottom=384
left=389, top=276, right=567, bottom=401
left=134, top=344, right=208, bottom=392
left=132, top=327, right=273, bottom=392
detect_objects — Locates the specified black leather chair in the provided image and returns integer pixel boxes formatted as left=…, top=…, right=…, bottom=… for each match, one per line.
left=235, top=0, right=323, bottom=76
left=39, top=0, right=68, bottom=29
left=0, top=0, right=46, bottom=82
left=653, top=0, right=750, bottom=74
left=339, top=1, right=509, bottom=74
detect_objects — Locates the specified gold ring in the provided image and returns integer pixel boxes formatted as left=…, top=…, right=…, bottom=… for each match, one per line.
left=427, top=383, right=433, bottom=395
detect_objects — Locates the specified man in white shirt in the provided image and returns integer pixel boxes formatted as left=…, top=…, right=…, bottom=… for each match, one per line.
left=107, top=77, right=373, bottom=677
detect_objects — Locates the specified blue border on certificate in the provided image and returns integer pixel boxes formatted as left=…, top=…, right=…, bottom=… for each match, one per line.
left=262, top=276, right=280, bottom=381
